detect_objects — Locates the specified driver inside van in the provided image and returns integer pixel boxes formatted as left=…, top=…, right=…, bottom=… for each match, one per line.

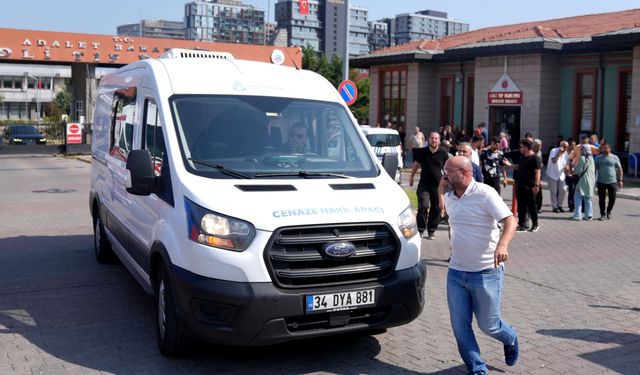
left=285, top=122, right=309, bottom=154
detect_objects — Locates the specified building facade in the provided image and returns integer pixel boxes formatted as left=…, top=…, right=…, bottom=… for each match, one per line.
left=0, top=28, right=300, bottom=123
left=275, top=0, right=335, bottom=56
left=185, top=0, right=265, bottom=45
left=394, top=10, right=469, bottom=45
left=368, top=21, right=389, bottom=53
left=275, top=0, right=374, bottom=58
left=117, top=20, right=185, bottom=40
left=351, top=9, right=640, bottom=155
left=348, top=5, right=370, bottom=57
left=0, top=64, right=70, bottom=121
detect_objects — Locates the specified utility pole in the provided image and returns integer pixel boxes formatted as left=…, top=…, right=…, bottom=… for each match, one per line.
left=342, top=0, right=349, bottom=81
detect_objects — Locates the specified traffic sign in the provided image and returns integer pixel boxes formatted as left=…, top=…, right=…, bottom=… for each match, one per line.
left=66, top=123, right=83, bottom=144
left=338, top=80, right=358, bottom=106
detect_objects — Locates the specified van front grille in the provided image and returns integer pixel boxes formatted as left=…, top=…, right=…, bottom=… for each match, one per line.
left=265, top=223, right=400, bottom=288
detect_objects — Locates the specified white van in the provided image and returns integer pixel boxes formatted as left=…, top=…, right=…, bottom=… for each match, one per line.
left=89, top=49, right=425, bottom=355
left=360, top=126, right=403, bottom=183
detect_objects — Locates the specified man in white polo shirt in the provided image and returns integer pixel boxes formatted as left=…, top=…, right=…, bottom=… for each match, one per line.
left=442, top=156, right=519, bottom=375
left=546, top=141, right=569, bottom=212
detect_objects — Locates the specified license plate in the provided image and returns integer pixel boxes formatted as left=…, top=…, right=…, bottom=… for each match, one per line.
left=305, top=289, right=375, bottom=313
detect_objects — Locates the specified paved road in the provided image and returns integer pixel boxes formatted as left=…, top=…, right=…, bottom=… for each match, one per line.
left=1, top=155, right=639, bottom=374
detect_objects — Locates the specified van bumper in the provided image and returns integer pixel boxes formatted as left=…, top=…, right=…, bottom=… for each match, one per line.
left=169, top=262, right=426, bottom=346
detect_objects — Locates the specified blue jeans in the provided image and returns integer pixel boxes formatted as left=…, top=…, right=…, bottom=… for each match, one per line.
left=447, top=267, right=517, bottom=374
left=572, top=191, right=593, bottom=219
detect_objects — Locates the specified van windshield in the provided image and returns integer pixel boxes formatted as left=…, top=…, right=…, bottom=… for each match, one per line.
left=366, top=134, right=401, bottom=148
left=170, top=95, right=378, bottom=179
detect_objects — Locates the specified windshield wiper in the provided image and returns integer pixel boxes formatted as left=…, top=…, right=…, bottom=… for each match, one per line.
left=254, top=171, right=352, bottom=179
left=188, top=158, right=251, bottom=179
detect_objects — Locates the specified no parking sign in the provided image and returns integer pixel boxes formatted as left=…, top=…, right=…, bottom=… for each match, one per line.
left=338, top=80, right=358, bottom=106
left=66, top=123, right=83, bottom=144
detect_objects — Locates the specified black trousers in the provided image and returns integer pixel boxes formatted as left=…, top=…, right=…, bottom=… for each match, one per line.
left=597, top=182, right=617, bottom=216
left=516, top=186, right=538, bottom=227
left=416, top=184, right=440, bottom=234
left=484, top=177, right=501, bottom=195
left=412, top=148, right=422, bottom=163
left=566, top=175, right=578, bottom=210
left=536, top=188, right=543, bottom=211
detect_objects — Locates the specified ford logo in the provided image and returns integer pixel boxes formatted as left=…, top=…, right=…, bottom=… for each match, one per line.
left=323, top=242, right=357, bottom=258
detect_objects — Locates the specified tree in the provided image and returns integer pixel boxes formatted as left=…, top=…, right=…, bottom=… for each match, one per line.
left=350, top=71, right=370, bottom=125
left=48, top=89, right=71, bottom=122
left=301, top=46, right=369, bottom=124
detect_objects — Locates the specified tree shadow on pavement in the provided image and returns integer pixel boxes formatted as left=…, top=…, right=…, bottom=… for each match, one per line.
left=0, top=234, right=470, bottom=374
left=537, top=328, right=640, bottom=375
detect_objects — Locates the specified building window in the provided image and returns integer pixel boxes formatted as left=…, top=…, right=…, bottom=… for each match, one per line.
left=617, top=70, right=632, bottom=152
left=378, top=67, right=407, bottom=129
left=1, top=76, right=22, bottom=90
left=440, top=76, right=454, bottom=128
left=574, top=71, right=596, bottom=135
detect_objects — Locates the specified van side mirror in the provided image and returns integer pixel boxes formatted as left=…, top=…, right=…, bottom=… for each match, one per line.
left=126, top=150, right=157, bottom=196
left=381, top=153, right=399, bottom=179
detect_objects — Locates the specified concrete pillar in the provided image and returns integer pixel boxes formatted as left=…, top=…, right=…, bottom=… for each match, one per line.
left=70, top=63, right=97, bottom=125
left=410, top=62, right=438, bottom=134
left=368, top=66, right=379, bottom=126
left=630, top=46, right=640, bottom=153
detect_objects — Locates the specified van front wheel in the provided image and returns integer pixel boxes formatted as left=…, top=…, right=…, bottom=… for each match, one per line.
left=94, top=214, right=116, bottom=263
left=156, top=265, right=188, bottom=356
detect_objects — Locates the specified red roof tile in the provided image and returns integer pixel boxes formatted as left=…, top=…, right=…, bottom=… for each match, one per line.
left=371, top=8, right=640, bottom=56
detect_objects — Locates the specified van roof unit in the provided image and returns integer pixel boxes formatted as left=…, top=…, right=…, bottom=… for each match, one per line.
left=159, top=48, right=234, bottom=61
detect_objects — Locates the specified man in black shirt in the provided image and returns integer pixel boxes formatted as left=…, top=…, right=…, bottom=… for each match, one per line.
left=515, top=139, right=542, bottom=232
left=409, top=131, right=450, bottom=239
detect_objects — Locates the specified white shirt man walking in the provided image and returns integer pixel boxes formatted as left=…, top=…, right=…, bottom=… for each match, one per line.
left=410, top=126, right=425, bottom=163
left=546, top=141, right=569, bottom=212
left=443, top=156, right=519, bottom=375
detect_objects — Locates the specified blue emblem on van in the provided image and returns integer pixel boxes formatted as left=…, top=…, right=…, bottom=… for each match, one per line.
left=323, top=242, right=357, bottom=258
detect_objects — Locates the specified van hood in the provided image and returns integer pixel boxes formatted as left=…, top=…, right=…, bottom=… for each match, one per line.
left=181, top=175, right=410, bottom=232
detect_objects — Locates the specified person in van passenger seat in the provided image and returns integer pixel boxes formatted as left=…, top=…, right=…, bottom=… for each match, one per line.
left=285, top=123, right=309, bottom=153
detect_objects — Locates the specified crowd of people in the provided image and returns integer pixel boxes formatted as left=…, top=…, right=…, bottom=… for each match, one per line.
left=405, top=124, right=623, bottom=374
left=407, top=124, right=624, bottom=233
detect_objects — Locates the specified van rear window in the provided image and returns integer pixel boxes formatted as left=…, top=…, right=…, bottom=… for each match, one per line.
left=366, top=134, right=401, bottom=148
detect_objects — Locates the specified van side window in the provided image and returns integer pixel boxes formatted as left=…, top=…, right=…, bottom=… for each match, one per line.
left=109, top=87, right=137, bottom=162
left=143, top=99, right=166, bottom=177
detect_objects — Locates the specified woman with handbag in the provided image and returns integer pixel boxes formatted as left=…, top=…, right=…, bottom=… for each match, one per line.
left=570, top=144, right=596, bottom=221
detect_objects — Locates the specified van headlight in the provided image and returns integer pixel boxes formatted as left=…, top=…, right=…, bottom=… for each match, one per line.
left=397, top=206, right=418, bottom=239
left=185, top=198, right=255, bottom=251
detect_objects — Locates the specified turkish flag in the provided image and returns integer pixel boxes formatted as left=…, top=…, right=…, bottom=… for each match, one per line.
left=299, top=0, right=308, bottom=15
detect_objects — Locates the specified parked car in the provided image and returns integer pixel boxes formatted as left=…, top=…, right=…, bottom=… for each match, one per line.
left=360, top=126, right=403, bottom=183
left=4, top=125, right=47, bottom=145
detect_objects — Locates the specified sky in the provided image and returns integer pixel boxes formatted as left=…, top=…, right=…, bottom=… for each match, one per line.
left=1, top=0, right=639, bottom=35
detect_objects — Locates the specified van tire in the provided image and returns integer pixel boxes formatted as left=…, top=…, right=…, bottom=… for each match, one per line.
left=156, top=264, right=188, bottom=356
left=94, top=214, right=116, bottom=263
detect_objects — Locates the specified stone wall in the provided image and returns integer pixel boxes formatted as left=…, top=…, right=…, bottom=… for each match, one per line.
left=473, top=54, right=561, bottom=148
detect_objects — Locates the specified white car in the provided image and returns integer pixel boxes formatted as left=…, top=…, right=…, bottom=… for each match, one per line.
left=360, top=126, right=403, bottom=183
